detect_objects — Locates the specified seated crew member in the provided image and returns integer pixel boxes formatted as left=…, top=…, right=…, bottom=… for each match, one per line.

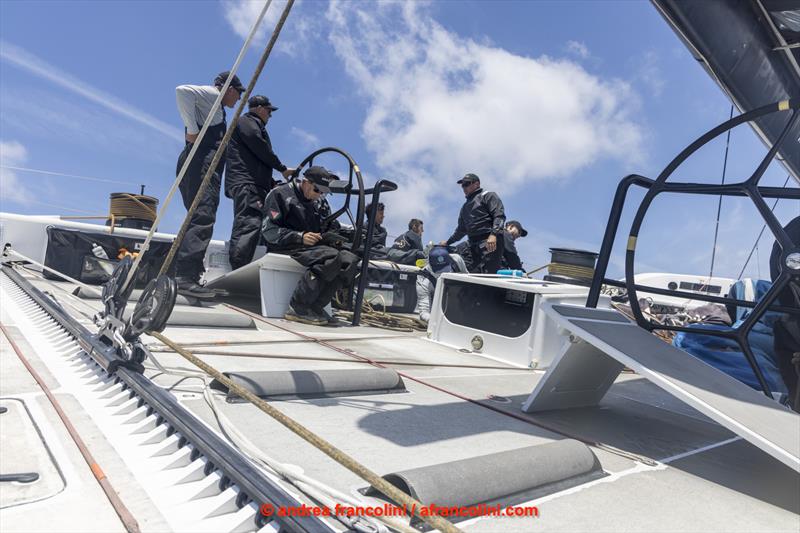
left=440, top=173, right=506, bottom=273
left=261, top=166, right=359, bottom=326
left=502, top=220, right=528, bottom=271
left=365, top=202, right=387, bottom=247
left=416, top=247, right=467, bottom=323
left=225, top=95, right=294, bottom=270
left=769, top=215, right=800, bottom=411
left=388, top=218, right=425, bottom=265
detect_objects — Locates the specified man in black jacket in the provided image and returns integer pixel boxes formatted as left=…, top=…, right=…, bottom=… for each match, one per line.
left=226, top=95, right=294, bottom=270
left=262, top=166, right=358, bottom=326
left=441, top=173, right=506, bottom=273
left=365, top=202, right=387, bottom=247
left=388, top=218, right=425, bottom=265
left=502, top=220, right=528, bottom=271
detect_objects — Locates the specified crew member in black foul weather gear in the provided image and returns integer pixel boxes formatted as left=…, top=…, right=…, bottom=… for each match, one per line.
left=226, top=95, right=294, bottom=270
left=388, top=219, right=425, bottom=265
left=261, top=166, right=359, bottom=326
left=502, top=220, right=528, bottom=271
left=173, top=71, right=244, bottom=299
left=365, top=202, right=387, bottom=248
left=442, top=173, right=506, bottom=273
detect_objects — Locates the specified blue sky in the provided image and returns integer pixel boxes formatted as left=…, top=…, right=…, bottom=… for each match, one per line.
left=1, top=0, right=797, bottom=280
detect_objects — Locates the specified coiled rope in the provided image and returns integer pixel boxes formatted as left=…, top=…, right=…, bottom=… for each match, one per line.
left=108, top=193, right=158, bottom=227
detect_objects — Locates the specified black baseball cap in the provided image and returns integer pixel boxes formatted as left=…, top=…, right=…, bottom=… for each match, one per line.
left=507, top=220, right=528, bottom=237
left=248, top=95, right=278, bottom=111
left=457, top=173, right=480, bottom=184
left=303, top=166, right=333, bottom=193
left=214, top=71, right=245, bottom=92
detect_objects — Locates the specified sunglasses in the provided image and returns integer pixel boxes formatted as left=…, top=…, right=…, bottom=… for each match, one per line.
left=461, top=182, right=473, bottom=188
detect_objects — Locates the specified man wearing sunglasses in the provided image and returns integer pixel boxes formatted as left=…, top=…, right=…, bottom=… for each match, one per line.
left=173, top=71, right=245, bottom=298
left=225, top=95, right=294, bottom=271
left=262, top=166, right=359, bottom=326
left=440, top=173, right=506, bottom=274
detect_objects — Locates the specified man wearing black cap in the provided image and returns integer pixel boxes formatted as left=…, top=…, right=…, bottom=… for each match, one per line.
left=173, top=71, right=245, bottom=298
left=440, top=173, right=506, bottom=274
left=225, top=95, right=295, bottom=270
left=261, top=166, right=359, bottom=326
left=502, top=220, right=528, bottom=271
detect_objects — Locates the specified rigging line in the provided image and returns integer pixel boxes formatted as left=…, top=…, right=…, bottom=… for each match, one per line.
left=121, top=0, right=273, bottom=292
left=736, top=173, right=793, bottom=280
left=0, top=165, right=138, bottom=186
left=151, top=332, right=461, bottom=533
left=708, top=105, right=735, bottom=280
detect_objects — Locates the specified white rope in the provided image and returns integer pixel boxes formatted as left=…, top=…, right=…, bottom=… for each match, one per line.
left=122, top=0, right=273, bottom=292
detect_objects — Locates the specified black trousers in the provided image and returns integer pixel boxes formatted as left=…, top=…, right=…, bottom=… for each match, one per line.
left=175, top=142, right=224, bottom=281
left=289, top=245, right=360, bottom=312
left=468, top=235, right=504, bottom=274
left=228, top=184, right=267, bottom=270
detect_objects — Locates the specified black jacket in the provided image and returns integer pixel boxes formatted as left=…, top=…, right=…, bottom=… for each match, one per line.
left=225, top=111, right=286, bottom=197
left=502, top=231, right=523, bottom=270
left=392, top=230, right=423, bottom=252
left=371, top=224, right=387, bottom=248
left=446, top=188, right=506, bottom=244
left=261, top=182, right=336, bottom=252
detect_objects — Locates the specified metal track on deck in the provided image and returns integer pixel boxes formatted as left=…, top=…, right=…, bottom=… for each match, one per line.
left=1, top=266, right=331, bottom=533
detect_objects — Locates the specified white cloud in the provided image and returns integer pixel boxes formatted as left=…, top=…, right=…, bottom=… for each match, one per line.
left=325, top=1, right=645, bottom=223
left=635, top=50, right=665, bottom=97
left=566, top=40, right=589, bottom=59
left=0, top=141, right=34, bottom=205
left=290, top=126, right=320, bottom=149
left=0, top=41, right=183, bottom=143
left=220, top=0, right=317, bottom=58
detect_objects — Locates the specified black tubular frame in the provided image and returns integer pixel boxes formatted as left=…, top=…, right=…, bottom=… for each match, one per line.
left=291, top=147, right=398, bottom=326
left=1, top=264, right=331, bottom=533
left=587, top=99, right=800, bottom=398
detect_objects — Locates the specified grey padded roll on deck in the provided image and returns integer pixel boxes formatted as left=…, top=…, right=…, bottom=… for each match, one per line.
left=211, top=368, right=405, bottom=400
left=366, top=440, right=601, bottom=510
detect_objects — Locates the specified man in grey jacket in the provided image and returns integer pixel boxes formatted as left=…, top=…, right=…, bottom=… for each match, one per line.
left=173, top=71, right=244, bottom=298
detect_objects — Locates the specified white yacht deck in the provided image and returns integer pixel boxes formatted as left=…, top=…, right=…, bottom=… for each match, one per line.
left=2, top=267, right=798, bottom=532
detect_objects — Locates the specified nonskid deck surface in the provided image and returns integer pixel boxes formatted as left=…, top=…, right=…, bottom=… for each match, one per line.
left=3, top=270, right=800, bottom=532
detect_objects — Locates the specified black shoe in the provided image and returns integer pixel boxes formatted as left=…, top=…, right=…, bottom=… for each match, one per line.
left=175, top=278, right=217, bottom=299
left=284, top=305, right=327, bottom=326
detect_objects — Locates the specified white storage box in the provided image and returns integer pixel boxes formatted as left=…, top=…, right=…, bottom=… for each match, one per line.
left=427, top=274, right=612, bottom=369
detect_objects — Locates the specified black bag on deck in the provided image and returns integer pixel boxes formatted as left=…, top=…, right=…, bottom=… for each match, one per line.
left=43, top=227, right=172, bottom=287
